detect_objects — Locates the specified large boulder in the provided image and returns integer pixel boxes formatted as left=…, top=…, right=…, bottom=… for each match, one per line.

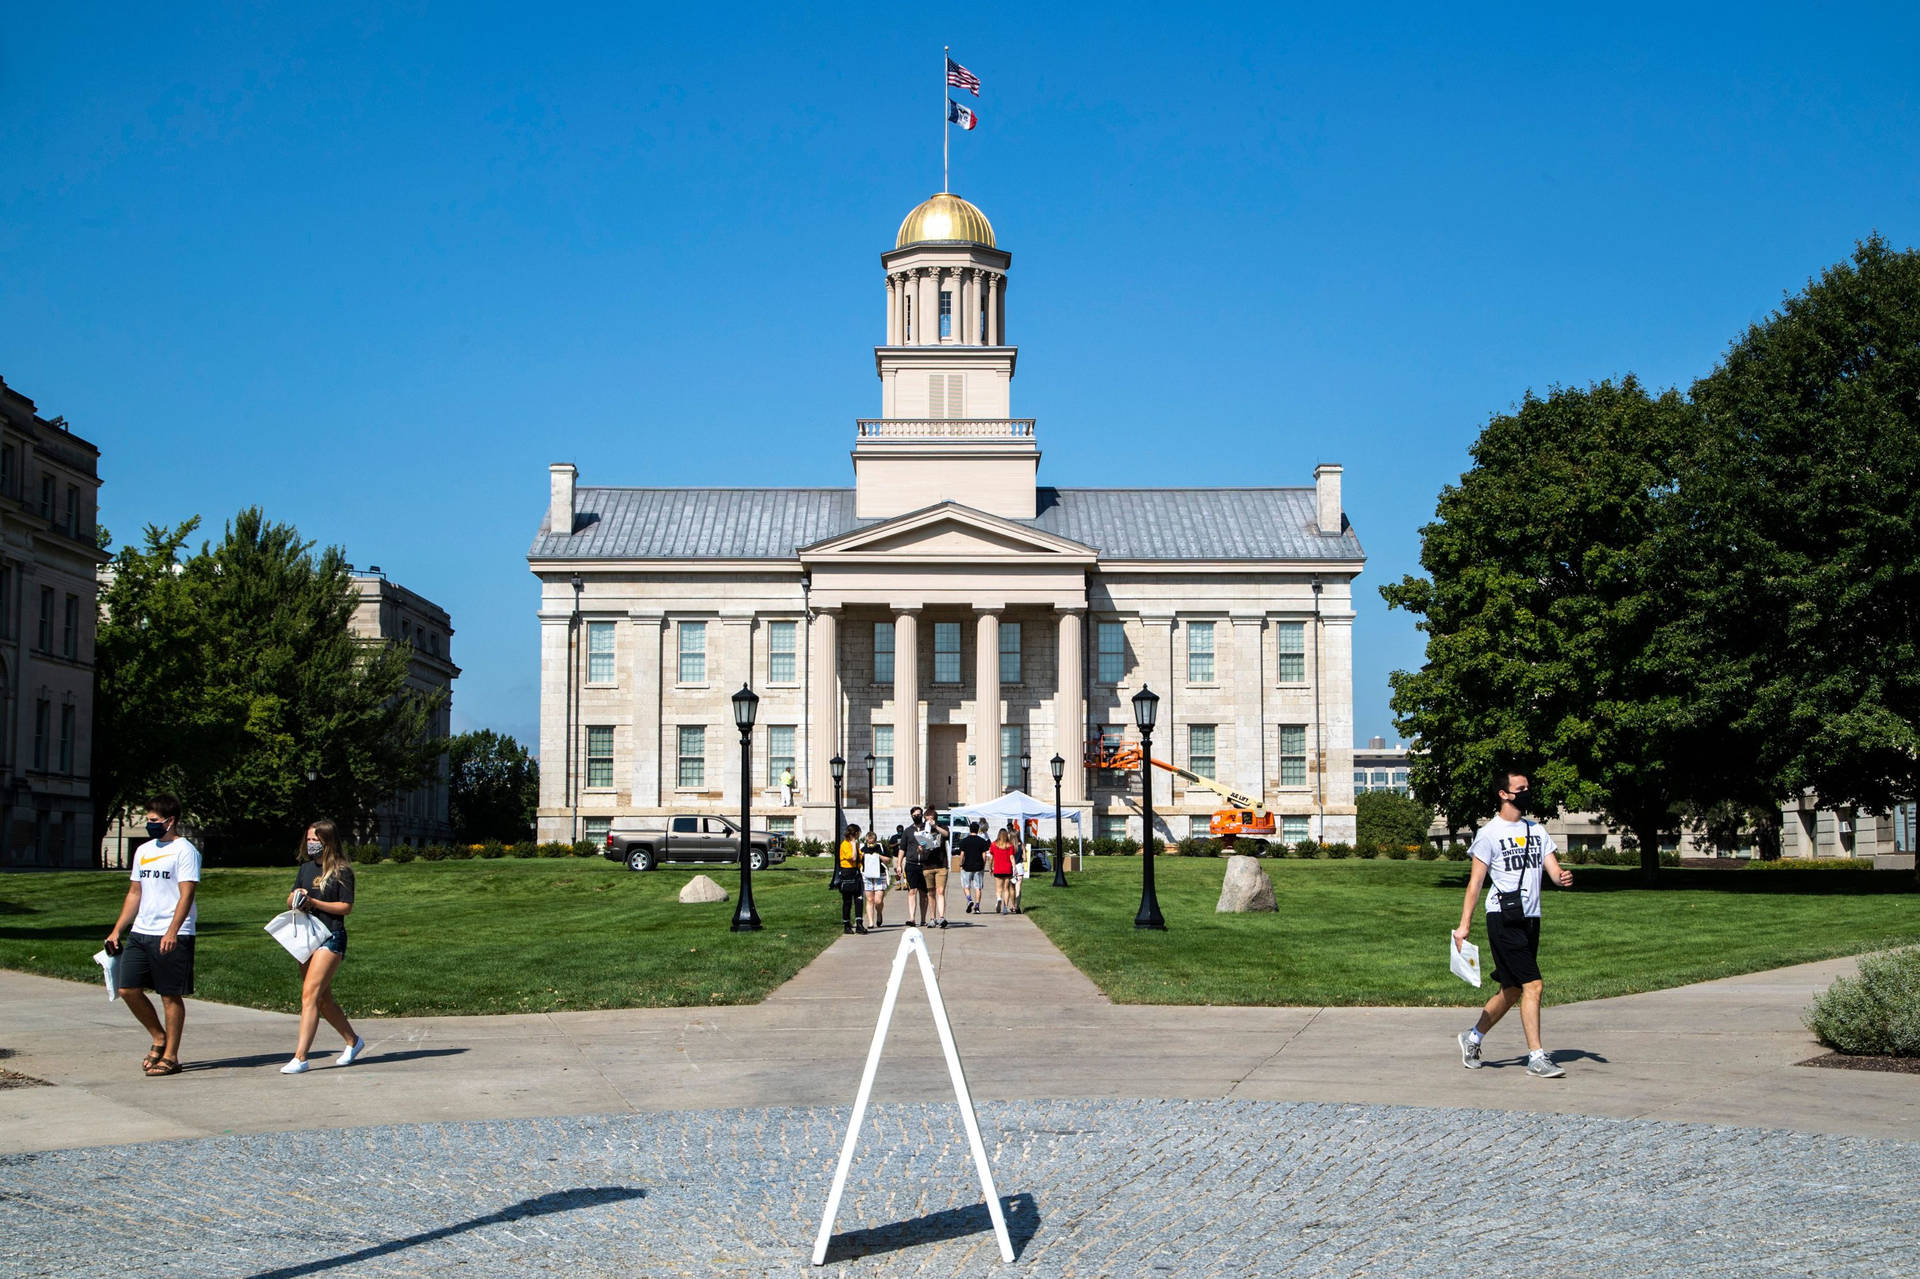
left=1216, top=855, right=1276, bottom=913
left=679, top=874, right=730, bottom=904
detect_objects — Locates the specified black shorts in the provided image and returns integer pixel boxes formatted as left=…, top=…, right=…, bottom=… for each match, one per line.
left=120, top=932, right=196, bottom=996
left=1486, top=913, right=1542, bottom=987
left=905, top=863, right=927, bottom=891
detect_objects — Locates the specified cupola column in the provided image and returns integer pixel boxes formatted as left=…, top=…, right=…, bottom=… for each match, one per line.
left=994, top=273, right=1007, bottom=346
left=960, top=268, right=978, bottom=346
left=986, top=273, right=1002, bottom=345
left=885, top=275, right=899, bottom=345
left=918, top=270, right=937, bottom=347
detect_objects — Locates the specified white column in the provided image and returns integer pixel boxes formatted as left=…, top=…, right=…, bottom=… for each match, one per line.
left=918, top=270, right=936, bottom=347
left=984, top=273, right=999, bottom=345
left=885, top=275, right=899, bottom=345
left=631, top=612, right=663, bottom=807
left=1055, top=608, right=1085, bottom=804
left=975, top=608, right=1001, bottom=799
left=1231, top=616, right=1265, bottom=801
left=892, top=608, right=921, bottom=806
left=992, top=273, right=1005, bottom=345
left=961, top=269, right=978, bottom=346
left=808, top=608, right=840, bottom=803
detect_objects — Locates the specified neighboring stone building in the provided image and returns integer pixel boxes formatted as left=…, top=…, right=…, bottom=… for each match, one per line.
left=0, top=375, right=107, bottom=867
left=528, top=192, right=1365, bottom=847
left=1362, top=741, right=1918, bottom=865
left=349, top=567, right=458, bottom=846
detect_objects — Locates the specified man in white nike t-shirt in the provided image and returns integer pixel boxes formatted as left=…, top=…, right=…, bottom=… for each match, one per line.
left=1451, top=771, right=1574, bottom=1078
left=104, top=793, right=202, bottom=1077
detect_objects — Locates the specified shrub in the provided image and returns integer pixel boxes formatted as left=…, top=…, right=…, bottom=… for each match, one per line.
left=508, top=841, right=538, bottom=858
left=388, top=845, right=417, bottom=864
left=1353, top=839, right=1381, bottom=860
left=1442, top=842, right=1471, bottom=861
left=1176, top=836, right=1225, bottom=857
left=416, top=843, right=449, bottom=861
left=571, top=841, right=600, bottom=857
left=1384, top=844, right=1410, bottom=860
left=1292, top=839, right=1319, bottom=859
left=792, top=837, right=827, bottom=857
left=1323, top=842, right=1354, bottom=860
left=346, top=843, right=384, bottom=865
left=478, top=841, right=508, bottom=859
left=1750, top=857, right=1878, bottom=871
left=1805, top=947, right=1920, bottom=1057
left=536, top=841, right=572, bottom=858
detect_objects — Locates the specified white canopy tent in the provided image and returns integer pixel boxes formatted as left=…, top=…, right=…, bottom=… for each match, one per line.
left=946, top=791, right=1084, bottom=861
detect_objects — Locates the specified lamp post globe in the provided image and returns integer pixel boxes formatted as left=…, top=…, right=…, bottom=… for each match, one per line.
left=730, top=683, right=762, bottom=932
left=1020, top=750, right=1031, bottom=797
left=1131, top=685, right=1166, bottom=930
left=1049, top=752, right=1068, bottom=888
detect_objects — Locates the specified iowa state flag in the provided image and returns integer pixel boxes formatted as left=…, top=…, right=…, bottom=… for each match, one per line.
left=947, top=99, right=978, bottom=130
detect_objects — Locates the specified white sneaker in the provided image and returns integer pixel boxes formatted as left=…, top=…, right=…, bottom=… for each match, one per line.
left=1458, top=1031, right=1483, bottom=1070
left=337, top=1036, right=365, bottom=1066
left=280, top=1058, right=310, bottom=1075
left=1527, top=1051, right=1566, bottom=1079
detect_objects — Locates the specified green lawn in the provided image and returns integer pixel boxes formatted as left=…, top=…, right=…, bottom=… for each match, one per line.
left=1021, top=857, right=1920, bottom=1006
left=0, top=856, right=844, bottom=1016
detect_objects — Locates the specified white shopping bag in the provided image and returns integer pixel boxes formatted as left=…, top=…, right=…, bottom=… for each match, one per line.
left=91, top=948, right=123, bottom=1001
left=1449, top=935, right=1483, bottom=988
left=265, top=910, right=332, bottom=963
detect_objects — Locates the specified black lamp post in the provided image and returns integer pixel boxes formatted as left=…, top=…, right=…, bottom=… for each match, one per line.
left=830, top=754, right=846, bottom=853
left=730, top=683, right=762, bottom=932
left=1020, top=750, right=1031, bottom=796
left=1050, top=752, right=1068, bottom=888
left=1133, top=685, right=1166, bottom=930
left=864, top=751, right=876, bottom=839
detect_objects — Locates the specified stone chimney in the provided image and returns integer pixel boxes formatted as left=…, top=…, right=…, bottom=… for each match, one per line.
left=549, top=463, right=577, bottom=535
left=1314, top=463, right=1343, bottom=534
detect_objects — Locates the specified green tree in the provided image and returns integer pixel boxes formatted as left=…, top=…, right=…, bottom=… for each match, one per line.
left=448, top=729, right=539, bottom=842
left=1681, top=236, right=1920, bottom=822
left=1383, top=378, right=1701, bottom=874
left=1354, top=790, right=1434, bottom=850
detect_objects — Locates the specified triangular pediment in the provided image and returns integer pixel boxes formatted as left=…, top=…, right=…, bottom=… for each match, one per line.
left=800, top=502, right=1096, bottom=562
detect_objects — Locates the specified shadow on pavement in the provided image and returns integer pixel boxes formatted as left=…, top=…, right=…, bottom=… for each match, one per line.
left=245, top=1186, right=645, bottom=1278
left=183, top=1047, right=468, bottom=1072
left=823, top=1192, right=1039, bottom=1263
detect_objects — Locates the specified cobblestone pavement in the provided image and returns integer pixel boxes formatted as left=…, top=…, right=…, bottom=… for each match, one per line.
left=3, top=1099, right=1911, bottom=1278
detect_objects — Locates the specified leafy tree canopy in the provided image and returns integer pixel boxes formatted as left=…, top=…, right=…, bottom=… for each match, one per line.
left=1355, top=790, right=1434, bottom=850
left=448, top=729, right=539, bottom=843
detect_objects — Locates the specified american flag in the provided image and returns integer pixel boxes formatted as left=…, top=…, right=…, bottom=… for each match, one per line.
left=946, top=57, right=980, bottom=96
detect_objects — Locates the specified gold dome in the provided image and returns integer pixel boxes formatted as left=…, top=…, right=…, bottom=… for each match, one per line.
left=895, top=192, right=996, bottom=248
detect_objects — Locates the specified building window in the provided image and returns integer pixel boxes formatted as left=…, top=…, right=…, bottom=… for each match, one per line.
left=1371, top=770, right=1391, bottom=789
left=929, top=372, right=964, bottom=418
left=904, top=292, right=912, bottom=342
left=37, top=586, right=53, bottom=651
left=873, top=622, right=894, bottom=683
left=1279, top=725, right=1307, bottom=787
left=1187, top=621, right=1215, bottom=683
left=1093, top=723, right=1127, bottom=787
left=1392, top=769, right=1409, bottom=793
left=585, top=725, right=614, bottom=788
left=768, top=620, right=797, bottom=683
left=999, top=621, right=1021, bottom=684
left=678, top=621, right=706, bottom=683
left=583, top=817, right=612, bottom=845
left=768, top=816, right=796, bottom=836
left=1000, top=725, right=1025, bottom=791
left=1099, top=815, right=1129, bottom=840
left=933, top=622, right=961, bottom=683
left=33, top=699, right=49, bottom=771
left=1097, top=621, right=1125, bottom=683
left=63, top=594, right=78, bottom=658
left=1282, top=815, right=1311, bottom=844
left=0, top=565, right=11, bottom=638
left=1276, top=622, right=1306, bottom=682
left=65, top=484, right=79, bottom=537
left=0, top=444, right=12, bottom=496
left=1353, top=770, right=1370, bottom=794
left=768, top=725, right=796, bottom=786
left=677, top=725, right=706, bottom=788
left=586, top=621, right=616, bottom=684
left=939, top=289, right=953, bottom=338
left=39, top=474, right=53, bottom=520
left=1189, top=725, right=1216, bottom=779
left=59, top=704, right=75, bottom=774
left=872, top=724, right=894, bottom=787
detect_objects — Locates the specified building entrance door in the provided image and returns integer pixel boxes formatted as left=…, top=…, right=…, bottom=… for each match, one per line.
left=927, top=727, right=967, bottom=808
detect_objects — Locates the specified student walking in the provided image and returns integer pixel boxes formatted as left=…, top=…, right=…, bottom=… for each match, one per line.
left=282, top=819, right=365, bottom=1074
left=917, top=812, right=951, bottom=929
left=989, top=827, right=1018, bottom=914
left=104, top=794, right=200, bottom=1078
left=837, top=823, right=866, bottom=934
left=1453, top=771, right=1575, bottom=1078
left=957, top=821, right=990, bottom=914
left=901, top=814, right=932, bottom=927
left=861, top=831, right=889, bottom=930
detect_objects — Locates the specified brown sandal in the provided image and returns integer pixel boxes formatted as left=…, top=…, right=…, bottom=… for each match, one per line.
left=143, top=1057, right=181, bottom=1077
left=141, top=1044, right=165, bottom=1072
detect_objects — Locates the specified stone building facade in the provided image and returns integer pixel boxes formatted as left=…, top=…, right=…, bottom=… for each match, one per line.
left=348, top=569, right=458, bottom=846
left=528, top=193, right=1365, bottom=846
left=0, top=375, right=107, bottom=867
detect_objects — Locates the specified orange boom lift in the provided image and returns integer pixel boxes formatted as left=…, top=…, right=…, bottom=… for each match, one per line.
left=1084, top=735, right=1278, bottom=847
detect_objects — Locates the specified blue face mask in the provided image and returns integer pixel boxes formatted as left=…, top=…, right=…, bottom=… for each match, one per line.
left=146, top=820, right=169, bottom=841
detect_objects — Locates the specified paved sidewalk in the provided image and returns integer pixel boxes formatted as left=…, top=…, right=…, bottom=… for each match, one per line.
left=3, top=876, right=1911, bottom=1154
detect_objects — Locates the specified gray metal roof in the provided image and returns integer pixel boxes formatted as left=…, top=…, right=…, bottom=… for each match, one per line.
left=529, top=487, right=1363, bottom=563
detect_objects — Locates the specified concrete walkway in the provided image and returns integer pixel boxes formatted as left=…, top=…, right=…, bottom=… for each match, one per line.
left=2, top=877, right=1913, bottom=1155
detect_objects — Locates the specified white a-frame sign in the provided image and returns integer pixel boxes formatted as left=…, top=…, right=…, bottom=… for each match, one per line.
left=810, top=926, right=1015, bottom=1265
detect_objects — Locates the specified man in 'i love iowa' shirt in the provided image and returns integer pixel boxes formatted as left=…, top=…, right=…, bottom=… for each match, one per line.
left=104, top=793, right=202, bottom=1077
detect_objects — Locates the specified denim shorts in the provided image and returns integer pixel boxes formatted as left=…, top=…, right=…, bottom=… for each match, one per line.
left=319, top=930, right=347, bottom=957
left=962, top=870, right=986, bottom=894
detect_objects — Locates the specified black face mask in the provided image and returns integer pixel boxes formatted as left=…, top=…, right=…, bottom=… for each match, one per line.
left=146, top=820, right=170, bottom=841
left=1507, top=790, right=1532, bottom=815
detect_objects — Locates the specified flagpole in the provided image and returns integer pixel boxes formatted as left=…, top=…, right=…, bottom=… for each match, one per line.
left=942, top=45, right=950, bottom=193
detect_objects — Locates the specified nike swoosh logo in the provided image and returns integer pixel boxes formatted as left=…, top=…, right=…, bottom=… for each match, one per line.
left=139, top=854, right=169, bottom=866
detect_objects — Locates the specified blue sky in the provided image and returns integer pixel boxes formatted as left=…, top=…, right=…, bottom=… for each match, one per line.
left=4, top=3, right=1916, bottom=750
